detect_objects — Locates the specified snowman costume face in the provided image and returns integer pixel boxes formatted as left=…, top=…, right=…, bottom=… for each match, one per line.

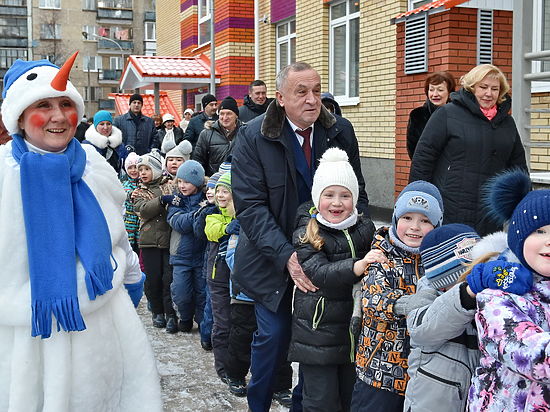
left=1, top=52, right=84, bottom=142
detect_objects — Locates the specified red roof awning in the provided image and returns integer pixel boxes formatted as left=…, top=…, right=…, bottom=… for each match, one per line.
left=119, top=54, right=220, bottom=91
left=393, top=0, right=469, bottom=21
left=110, top=92, right=182, bottom=124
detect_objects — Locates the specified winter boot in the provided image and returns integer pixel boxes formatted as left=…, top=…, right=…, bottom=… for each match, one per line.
left=152, top=313, right=166, bottom=328
left=178, top=319, right=193, bottom=332
left=166, top=316, right=178, bottom=334
left=272, top=389, right=292, bottom=408
left=227, top=377, right=247, bottom=397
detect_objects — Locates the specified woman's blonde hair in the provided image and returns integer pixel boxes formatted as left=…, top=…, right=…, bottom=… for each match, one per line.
left=460, top=64, right=510, bottom=105
left=300, top=210, right=325, bottom=250
left=456, top=251, right=500, bottom=284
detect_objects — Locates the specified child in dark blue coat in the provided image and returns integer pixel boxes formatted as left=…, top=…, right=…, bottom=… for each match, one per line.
left=163, top=160, right=207, bottom=333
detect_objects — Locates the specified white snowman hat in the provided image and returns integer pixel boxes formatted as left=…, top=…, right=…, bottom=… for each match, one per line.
left=1, top=52, right=85, bottom=136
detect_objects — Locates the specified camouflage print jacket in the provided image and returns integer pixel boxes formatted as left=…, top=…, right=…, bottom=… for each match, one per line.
left=355, top=226, right=423, bottom=397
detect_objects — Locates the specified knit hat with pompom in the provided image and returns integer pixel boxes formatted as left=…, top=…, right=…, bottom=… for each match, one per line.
left=484, top=169, right=549, bottom=272
left=311, top=147, right=358, bottom=210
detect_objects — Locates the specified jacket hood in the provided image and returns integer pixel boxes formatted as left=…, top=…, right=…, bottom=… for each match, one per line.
left=450, top=88, right=512, bottom=125
left=84, top=124, right=123, bottom=149
left=260, top=99, right=336, bottom=139
left=321, top=93, right=342, bottom=116
left=471, top=230, right=520, bottom=263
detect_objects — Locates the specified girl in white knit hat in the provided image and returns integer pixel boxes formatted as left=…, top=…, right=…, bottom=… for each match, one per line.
left=288, top=147, right=375, bottom=411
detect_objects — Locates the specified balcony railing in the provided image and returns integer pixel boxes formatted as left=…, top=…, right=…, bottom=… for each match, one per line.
left=98, top=38, right=133, bottom=50
left=98, top=99, right=115, bottom=110
left=97, top=8, right=132, bottom=20
left=99, top=69, right=122, bottom=81
left=0, top=38, right=27, bottom=47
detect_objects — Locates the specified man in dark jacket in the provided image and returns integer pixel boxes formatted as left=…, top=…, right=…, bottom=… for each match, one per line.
left=184, top=93, right=218, bottom=149
left=238, top=80, right=273, bottom=123
left=231, top=62, right=369, bottom=412
left=193, top=96, right=242, bottom=176
left=113, top=93, right=159, bottom=155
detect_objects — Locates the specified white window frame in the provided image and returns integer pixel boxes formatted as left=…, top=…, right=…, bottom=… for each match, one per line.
left=198, top=0, right=211, bottom=46
left=329, top=0, right=360, bottom=105
left=84, top=86, right=102, bottom=102
left=276, top=19, right=296, bottom=74
left=408, top=0, right=431, bottom=10
left=109, top=56, right=122, bottom=70
left=39, top=0, right=60, bottom=8
left=82, top=25, right=97, bottom=40
left=83, top=55, right=102, bottom=72
left=40, top=23, right=61, bottom=39
left=145, top=21, right=156, bottom=41
left=82, top=0, right=96, bottom=9
left=532, top=0, right=550, bottom=92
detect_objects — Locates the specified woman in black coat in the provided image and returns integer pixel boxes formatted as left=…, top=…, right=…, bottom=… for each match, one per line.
left=406, top=71, right=456, bottom=159
left=409, top=64, right=528, bottom=236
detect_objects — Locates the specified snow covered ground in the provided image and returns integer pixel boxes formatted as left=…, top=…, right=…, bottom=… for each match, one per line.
left=141, top=219, right=389, bottom=411
left=139, top=303, right=294, bottom=412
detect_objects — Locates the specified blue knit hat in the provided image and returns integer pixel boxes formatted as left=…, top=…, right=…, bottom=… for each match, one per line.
left=393, top=180, right=443, bottom=227
left=483, top=170, right=546, bottom=272
left=218, top=160, right=231, bottom=174
left=93, top=110, right=112, bottom=128
left=508, top=190, right=550, bottom=271
left=207, top=171, right=223, bottom=189
left=176, top=160, right=205, bottom=188
left=420, top=224, right=480, bottom=290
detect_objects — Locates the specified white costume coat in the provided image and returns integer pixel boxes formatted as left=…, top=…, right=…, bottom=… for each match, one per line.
left=0, top=142, right=162, bottom=412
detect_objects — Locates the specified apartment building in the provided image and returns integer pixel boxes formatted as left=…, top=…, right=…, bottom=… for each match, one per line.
left=0, top=0, right=157, bottom=116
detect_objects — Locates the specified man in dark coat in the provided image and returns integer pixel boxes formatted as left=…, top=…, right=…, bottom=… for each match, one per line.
left=238, top=80, right=273, bottom=123
left=231, top=62, right=369, bottom=412
left=113, top=93, right=159, bottom=155
left=184, top=93, right=219, bottom=149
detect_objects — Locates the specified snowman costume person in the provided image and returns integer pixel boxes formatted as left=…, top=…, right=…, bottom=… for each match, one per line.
left=0, top=53, right=162, bottom=411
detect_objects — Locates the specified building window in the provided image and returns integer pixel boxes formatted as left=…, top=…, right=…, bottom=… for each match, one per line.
left=276, top=19, right=296, bottom=74
left=82, top=25, right=97, bottom=39
left=0, top=0, right=26, bottom=5
left=145, top=21, right=156, bottom=41
left=0, top=48, right=26, bottom=69
left=110, top=56, right=123, bottom=70
left=84, top=86, right=102, bottom=102
left=531, top=0, right=550, bottom=92
left=40, top=23, right=61, bottom=39
left=0, top=17, right=27, bottom=37
left=82, top=0, right=95, bottom=9
left=39, top=0, right=60, bottom=8
left=97, top=0, right=132, bottom=7
left=198, top=0, right=211, bottom=46
left=83, top=55, right=102, bottom=72
left=408, top=0, right=430, bottom=9
left=330, top=0, right=359, bottom=101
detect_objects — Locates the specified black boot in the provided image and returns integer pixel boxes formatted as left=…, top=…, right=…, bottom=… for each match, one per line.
left=178, top=319, right=193, bottom=332
left=152, top=313, right=166, bottom=328
left=166, top=316, right=178, bottom=334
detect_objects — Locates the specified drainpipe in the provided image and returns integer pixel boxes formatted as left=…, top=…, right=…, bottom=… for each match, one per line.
left=27, top=0, right=32, bottom=60
left=209, top=0, right=216, bottom=95
left=254, top=0, right=259, bottom=79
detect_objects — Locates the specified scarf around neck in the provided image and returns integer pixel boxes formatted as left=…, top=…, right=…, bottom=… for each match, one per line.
left=480, top=105, right=497, bottom=120
left=316, top=209, right=358, bottom=230
left=12, top=134, right=114, bottom=338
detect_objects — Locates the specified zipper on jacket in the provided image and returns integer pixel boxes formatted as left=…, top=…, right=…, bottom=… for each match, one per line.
left=211, top=262, right=217, bottom=279
left=312, top=296, right=325, bottom=330
left=421, top=350, right=473, bottom=376
left=417, top=367, right=463, bottom=400
left=342, top=229, right=356, bottom=259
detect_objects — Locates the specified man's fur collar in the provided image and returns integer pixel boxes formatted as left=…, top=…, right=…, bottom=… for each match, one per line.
left=260, top=99, right=336, bottom=139
left=84, top=124, right=123, bottom=149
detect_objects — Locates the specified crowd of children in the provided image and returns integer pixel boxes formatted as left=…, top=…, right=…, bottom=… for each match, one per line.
left=117, top=136, right=549, bottom=412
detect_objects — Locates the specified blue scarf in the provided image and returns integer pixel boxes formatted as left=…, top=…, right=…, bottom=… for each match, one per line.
left=12, top=135, right=114, bottom=338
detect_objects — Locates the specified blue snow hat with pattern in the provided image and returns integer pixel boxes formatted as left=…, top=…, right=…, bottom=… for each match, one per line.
left=216, top=171, right=232, bottom=192
left=176, top=159, right=205, bottom=188
left=207, top=171, right=223, bottom=189
left=393, top=180, right=443, bottom=228
left=485, top=169, right=548, bottom=271
left=420, top=224, right=480, bottom=289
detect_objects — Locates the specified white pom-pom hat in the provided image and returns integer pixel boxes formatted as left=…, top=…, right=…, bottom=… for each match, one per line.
left=311, top=147, right=359, bottom=210
left=1, top=52, right=85, bottom=136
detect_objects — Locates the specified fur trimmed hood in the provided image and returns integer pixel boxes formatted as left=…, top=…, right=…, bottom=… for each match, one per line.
left=471, top=231, right=519, bottom=263
left=260, top=99, right=336, bottom=139
left=84, top=124, right=123, bottom=149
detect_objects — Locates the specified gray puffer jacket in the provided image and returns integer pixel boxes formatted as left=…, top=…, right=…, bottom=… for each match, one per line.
left=404, top=276, right=479, bottom=412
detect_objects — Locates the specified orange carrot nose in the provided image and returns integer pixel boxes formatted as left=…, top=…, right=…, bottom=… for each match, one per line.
left=51, top=51, right=79, bottom=91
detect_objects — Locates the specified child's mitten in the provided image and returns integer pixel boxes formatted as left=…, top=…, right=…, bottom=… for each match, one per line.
left=467, top=260, right=533, bottom=295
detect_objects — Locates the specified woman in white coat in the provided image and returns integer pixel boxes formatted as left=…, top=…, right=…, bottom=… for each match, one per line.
left=0, top=53, right=162, bottom=411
